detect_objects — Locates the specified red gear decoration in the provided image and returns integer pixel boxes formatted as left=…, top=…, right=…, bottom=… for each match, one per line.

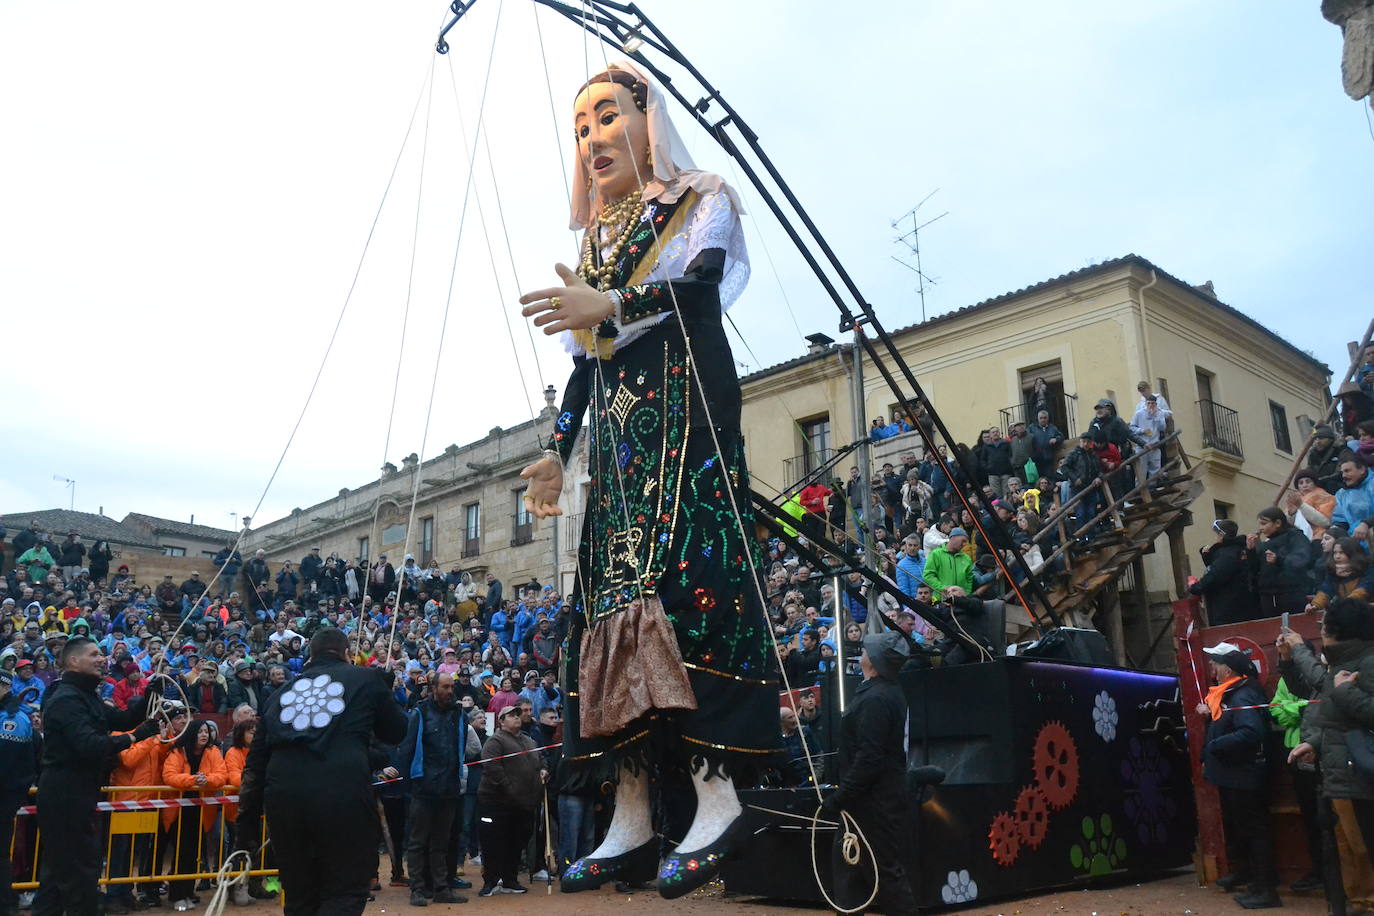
left=1013, top=784, right=1050, bottom=850
left=988, top=811, right=1021, bottom=866
left=1032, top=721, right=1079, bottom=810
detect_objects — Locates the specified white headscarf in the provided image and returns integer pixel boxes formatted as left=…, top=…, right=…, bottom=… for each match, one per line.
left=568, top=60, right=742, bottom=230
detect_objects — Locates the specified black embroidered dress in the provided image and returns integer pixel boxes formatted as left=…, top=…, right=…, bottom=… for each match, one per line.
left=548, top=188, right=781, bottom=787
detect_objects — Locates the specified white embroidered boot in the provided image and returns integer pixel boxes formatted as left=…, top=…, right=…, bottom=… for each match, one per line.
left=657, top=767, right=745, bottom=899
left=559, top=763, right=657, bottom=892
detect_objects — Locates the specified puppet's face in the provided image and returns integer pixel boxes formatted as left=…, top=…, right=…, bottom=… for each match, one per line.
left=574, top=81, right=651, bottom=206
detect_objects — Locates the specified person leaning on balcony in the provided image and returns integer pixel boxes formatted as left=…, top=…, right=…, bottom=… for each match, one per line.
left=1189, top=520, right=1257, bottom=626
left=1249, top=507, right=1316, bottom=618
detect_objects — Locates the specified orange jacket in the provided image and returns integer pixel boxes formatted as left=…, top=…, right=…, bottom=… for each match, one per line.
left=161, top=745, right=228, bottom=831
left=109, top=733, right=175, bottom=803
left=222, top=746, right=248, bottom=822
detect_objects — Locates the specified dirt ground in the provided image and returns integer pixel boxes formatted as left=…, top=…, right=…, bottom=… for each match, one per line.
left=230, top=866, right=1334, bottom=914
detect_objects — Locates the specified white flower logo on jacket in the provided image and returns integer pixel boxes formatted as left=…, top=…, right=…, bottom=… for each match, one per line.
left=1092, top=690, right=1118, bottom=742
left=279, top=674, right=346, bottom=731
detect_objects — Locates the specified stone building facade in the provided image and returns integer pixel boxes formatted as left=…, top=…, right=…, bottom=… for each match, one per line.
left=241, top=391, right=590, bottom=593
left=739, top=254, right=1332, bottom=609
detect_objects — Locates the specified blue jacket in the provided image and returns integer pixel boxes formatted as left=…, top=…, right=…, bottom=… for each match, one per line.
left=488, top=609, right=511, bottom=644
left=0, top=697, right=38, bottom=792
left=398, top=699, right=471, bottom=799
left=512, top=609, right=536, bottom=651
left=895, top=553, right=925, bottom=598
left=1333, top=468, right=1374, bottom=532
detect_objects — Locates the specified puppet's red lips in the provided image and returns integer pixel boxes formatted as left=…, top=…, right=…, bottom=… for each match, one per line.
left=593, top=156, right=613, bottom=170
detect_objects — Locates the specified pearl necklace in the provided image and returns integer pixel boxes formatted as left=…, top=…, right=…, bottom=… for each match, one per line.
left=579, top=190, right=644, bottom=291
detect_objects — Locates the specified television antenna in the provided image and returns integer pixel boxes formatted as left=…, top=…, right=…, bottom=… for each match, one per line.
left=53, top=475, right=76, bottom=511
left=891, top=189, right=948, bottom=323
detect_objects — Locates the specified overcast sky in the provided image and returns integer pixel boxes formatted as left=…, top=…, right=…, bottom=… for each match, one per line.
left=1, top=1, right=1368, bottom=531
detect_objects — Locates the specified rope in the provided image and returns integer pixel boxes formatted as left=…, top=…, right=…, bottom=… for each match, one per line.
left=809, top=806, right=878, bottom=914
left=144, top=671, right=192, bottom=744
left=354, top=58, right=438, bottom=663
left=204, top=839, right=271, bottom=916
left=153, top=61, right=434, bottom=672
left=443, top=50, right=544, bottom=445
left=382, top=0, right=504, bottom=672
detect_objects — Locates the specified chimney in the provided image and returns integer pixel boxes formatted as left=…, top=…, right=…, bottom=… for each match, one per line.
left=804, top=332, right=835, bottom=355
left=190, top=514, right=195, bottom=525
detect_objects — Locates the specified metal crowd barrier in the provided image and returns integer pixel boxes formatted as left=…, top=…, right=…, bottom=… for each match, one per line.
left=10, top=786, right=276, bottom=893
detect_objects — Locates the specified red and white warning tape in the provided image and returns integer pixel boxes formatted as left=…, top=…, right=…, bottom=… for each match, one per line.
left=15, top=795, right=238, bottom=816
left=13, top=741, right=571, bottom=815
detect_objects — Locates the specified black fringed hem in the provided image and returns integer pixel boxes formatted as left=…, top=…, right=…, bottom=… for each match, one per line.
left=559, top=713, right=784, bottom=795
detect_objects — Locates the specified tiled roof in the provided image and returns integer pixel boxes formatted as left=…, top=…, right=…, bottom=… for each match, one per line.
left=121, top=513, right=236, bottom=543
left=741, top=254, right=1331, bottom=383
left=0, top=509, right=161, bottom=549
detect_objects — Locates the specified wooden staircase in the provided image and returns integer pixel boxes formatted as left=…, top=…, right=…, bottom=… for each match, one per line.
left=1001, top=434, right=1204, bottom=639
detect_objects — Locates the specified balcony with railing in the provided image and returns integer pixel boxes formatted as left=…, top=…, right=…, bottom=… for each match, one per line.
left=782, top=447, right=834, bottom=488
left=461, top=535, right=481, bottom=558
left=1196, top=398, right=1244, bottom=475
left=999, top=391, right=1078, bottom=438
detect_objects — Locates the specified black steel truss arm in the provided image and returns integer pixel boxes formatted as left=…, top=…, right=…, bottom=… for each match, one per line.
left=434, top=0, right=1061, bottom=632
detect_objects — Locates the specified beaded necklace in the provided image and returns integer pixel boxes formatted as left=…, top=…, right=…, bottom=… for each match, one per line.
left=578, top=189, right=644, bottom=291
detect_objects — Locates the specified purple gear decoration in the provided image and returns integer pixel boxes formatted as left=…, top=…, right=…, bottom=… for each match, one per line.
left=1120, top=736, right=1176, bottom=846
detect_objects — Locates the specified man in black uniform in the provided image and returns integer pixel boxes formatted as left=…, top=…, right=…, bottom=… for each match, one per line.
left=33, top=637, right=159, bottom=916
left=821, top=631, right=915, bottom=915
left=237, top=627, right=408, bottom=916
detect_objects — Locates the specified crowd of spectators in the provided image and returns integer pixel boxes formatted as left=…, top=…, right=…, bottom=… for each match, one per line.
left=1188, top=346, right=1374, bottom=910
left=2, top=351, right=1370, bottom=908
left=0, top=524, right=600, bottom=908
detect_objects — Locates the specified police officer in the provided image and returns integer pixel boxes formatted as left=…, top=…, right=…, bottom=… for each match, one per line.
left=238, top=627, right=408, bottom=916
left=33, top=636, right=160, bottom=916
left=820, top=631, right=915, bottom=914
left=0, top=669, right=40, bottom=916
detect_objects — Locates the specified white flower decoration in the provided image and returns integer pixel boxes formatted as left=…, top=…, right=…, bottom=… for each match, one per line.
left=941, top=869, right=978, bottom=904
left=278, top=674, right=346, bottom=732
left=1092, top=690, right=1118, bottom=742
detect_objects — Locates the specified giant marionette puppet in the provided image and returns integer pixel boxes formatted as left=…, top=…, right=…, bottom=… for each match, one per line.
left=518, top=61, right=782, bottom=898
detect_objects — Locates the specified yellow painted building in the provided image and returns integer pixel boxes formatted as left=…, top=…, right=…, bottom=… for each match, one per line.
left=740, top=254, right=1331, bottom=613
